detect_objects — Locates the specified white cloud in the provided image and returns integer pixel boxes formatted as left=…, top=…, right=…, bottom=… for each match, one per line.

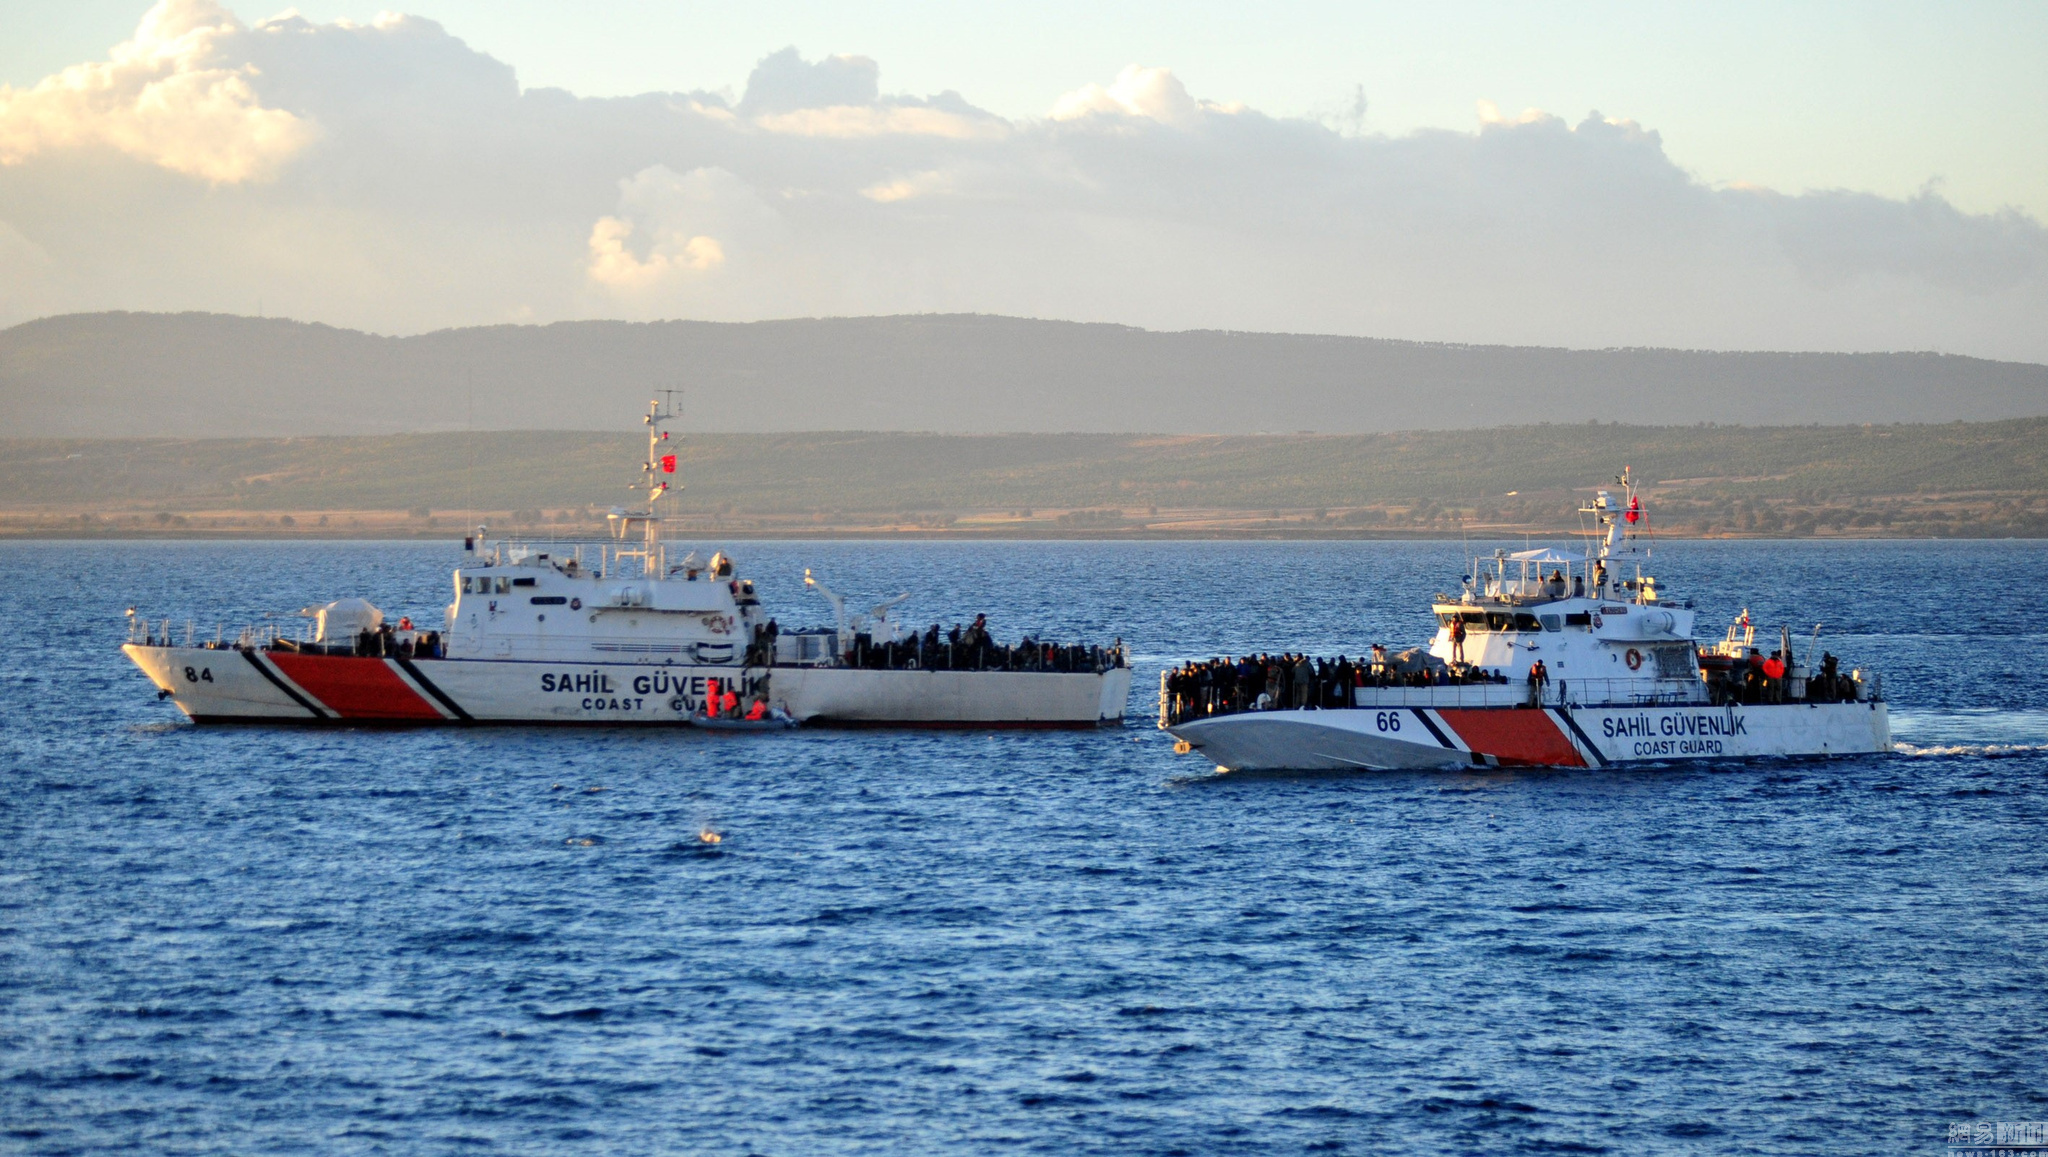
left=737, top=48, right=881, bottom=117
left=0, top=13, right=2040, bottom=362
left=734, top=47, right=1005, bottom=139
left=587, top=216, right=724, bottom=287
left=861, top=170, right=954, bottom=202
left=753, top=105, right=1006, bottom=140
left=1049, top=65, right=1215, bottom=128
left=1751, top=183, right=2048, bottom=293
left=0, top=0, right=315, bottom=183
left=586, top=166, right=784, bottom=304
left=1475, top=100, right=1559, bottom=128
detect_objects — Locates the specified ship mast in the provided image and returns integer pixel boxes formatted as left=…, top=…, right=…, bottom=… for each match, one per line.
left=608, top=391, right=683, bottom=578
left=1573, top=466, right=1651, bottom=596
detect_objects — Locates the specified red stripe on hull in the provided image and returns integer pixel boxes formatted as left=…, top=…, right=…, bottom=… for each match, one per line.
left=264, top=654, right=445, bottom=720
left=1435, top=708, right=1586, bottom=767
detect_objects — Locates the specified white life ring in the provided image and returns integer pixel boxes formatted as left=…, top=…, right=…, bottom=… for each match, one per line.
left=1625, top=648, right=1644, bottom=671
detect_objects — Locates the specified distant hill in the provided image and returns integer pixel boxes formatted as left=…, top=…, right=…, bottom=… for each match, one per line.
left=3, top=312, right=2045, bottom=437
left=4, top=420, right=2044, bottom=539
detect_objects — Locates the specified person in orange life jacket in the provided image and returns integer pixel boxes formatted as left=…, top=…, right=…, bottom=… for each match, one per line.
left=719, top=686, right=740, bottom=716
left=1449, top=616, right=1467, bottom=663
left=1526, top=659, right=1549, bottom=707
left=704, top=678, right=722, bottom=717
left=1761, top=652, right=1787, bottom=703
left=1742, top=650, right=1765, bottom=704
left=745, top=698, right=768, bottom=721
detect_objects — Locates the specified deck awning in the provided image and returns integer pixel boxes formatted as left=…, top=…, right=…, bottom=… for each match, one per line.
left=1508, top=548, right=1584, bottom=564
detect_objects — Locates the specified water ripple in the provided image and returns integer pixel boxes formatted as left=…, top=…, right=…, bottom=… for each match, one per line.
left=2, top=539, right=2045, bottom=1155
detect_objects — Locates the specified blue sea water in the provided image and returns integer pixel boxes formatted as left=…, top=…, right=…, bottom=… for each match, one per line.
left=2, top=538, right=2045, bottom=1155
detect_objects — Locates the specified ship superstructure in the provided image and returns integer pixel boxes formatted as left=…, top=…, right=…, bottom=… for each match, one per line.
left=1160, top=470, right=1888, bottom=769
left=123, top=399, right=1131, bottom=727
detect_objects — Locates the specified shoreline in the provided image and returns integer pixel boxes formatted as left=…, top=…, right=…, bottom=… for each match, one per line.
left=4, top=527, right=2033, bottom=543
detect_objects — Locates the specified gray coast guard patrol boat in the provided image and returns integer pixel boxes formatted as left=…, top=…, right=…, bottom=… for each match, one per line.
left=124, top=400, right=1131, bottom=727
left=1161, top=471, right=1889, bottom=770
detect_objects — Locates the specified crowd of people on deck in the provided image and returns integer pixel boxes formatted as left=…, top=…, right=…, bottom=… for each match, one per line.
left=1163, top=648, right=1507, bottom=724
left=1706, top=648, right=1859, bottom=705
left=768, top=612, right=1125, bottom=673
left=343, top=620, right=442, bottom=659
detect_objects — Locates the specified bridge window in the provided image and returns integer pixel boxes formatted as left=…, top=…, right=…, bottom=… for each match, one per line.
left=1539, top=615, right=1561, bottom=632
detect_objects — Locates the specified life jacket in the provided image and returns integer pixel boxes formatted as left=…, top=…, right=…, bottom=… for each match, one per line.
left=745, top=700, right=768, bottom=721
left=720, top=690, right=740, bottom=715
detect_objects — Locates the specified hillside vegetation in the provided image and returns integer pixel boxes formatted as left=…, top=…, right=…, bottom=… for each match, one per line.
left=4, top=420, right=2044, bottom=538
left=5, top=311, right=2045, bottom=438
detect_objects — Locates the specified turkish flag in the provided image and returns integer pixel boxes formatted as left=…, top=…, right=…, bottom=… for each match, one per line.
left=660, top=454, right=676, bottom=473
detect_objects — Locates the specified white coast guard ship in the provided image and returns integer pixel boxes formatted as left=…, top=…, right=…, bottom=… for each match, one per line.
left=1161, top=471, right=1889, bottom=770
left=123, top=400, right=1131, bottom=728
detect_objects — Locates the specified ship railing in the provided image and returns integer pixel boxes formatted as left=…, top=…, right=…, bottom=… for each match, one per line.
left=1161, top=676, right=1716, bottom=726
left=799, top=632, right=1127, bottom=674
left=1342, top=681, right=1707, bottom=709
left=127, top=617, right=228, bottom=649
left=1543, top=678, right=1712, bottom=709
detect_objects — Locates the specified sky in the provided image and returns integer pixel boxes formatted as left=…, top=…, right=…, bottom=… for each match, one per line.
left=1, top=0, right=2044, bottom=358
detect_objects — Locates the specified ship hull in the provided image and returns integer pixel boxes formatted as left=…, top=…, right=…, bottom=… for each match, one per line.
left=1167, top=700, right=1890, bottom=771
left=124, top=646, right=1131, bottom=728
